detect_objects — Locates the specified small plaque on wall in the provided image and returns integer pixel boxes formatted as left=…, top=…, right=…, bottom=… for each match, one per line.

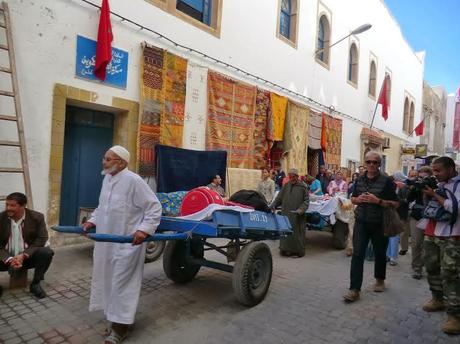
left=75, top=35, right=129, bottom=89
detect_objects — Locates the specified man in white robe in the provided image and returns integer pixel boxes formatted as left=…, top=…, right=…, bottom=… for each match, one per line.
left=83, top=145, right=162, bottom=343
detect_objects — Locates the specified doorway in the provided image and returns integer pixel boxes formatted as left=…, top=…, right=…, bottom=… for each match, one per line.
left=59, top=106, right=114, bottom=225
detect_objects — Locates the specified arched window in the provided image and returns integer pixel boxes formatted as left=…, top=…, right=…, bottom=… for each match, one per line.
left=368, top=61, right=377, bottom=97
left=409, top=101, right=415, bottom=133
left=385, top=73, right=392, bottom=107
left=316, top=15, right=331, bottom=65
left=176, top=0, right=212, bottom=26
left=403, top=97, right=410, bottom=132
left=278, top=0, right=298, bottom=44
left=280, top=0, right=292, bottom=39
left=348, top=43, right=359, bottom=85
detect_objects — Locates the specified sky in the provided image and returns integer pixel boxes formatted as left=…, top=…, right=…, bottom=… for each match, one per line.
left=385, top=0, right=460, bottom=94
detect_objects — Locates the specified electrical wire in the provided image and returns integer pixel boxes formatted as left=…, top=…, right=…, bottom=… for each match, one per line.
left=77, top=0, right=406, bottom=138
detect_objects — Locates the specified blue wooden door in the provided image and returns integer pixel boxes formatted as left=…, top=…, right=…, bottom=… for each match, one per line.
left=59, top=106, right=114, bottom=225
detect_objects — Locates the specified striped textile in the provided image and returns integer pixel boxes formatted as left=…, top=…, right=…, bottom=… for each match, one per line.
left=325, top=115, right=343, bottom=171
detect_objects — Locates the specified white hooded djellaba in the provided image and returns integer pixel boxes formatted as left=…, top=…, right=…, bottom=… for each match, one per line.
left=88, top=167, right=162, bottom=324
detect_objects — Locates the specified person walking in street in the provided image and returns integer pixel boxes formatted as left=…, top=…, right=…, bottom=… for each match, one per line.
left=271, top=168, right=309, bottom=258
left=257, top=168, right=276, bottom=203
left=343, top=151, right=399, bottom=302
left=0, top=193, right=53, bottom=299
left=407, top=166, right=432, bottom=279
left=420, top=157, right=460, bottom=335
left=327, top=170, right=348, bottom=196
left=83, top=145, right=163, bottom=343
left=316, top=165, right=331, bottom=195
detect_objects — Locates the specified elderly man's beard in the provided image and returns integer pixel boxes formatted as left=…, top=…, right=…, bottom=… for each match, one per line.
left=101, top=165, right=118, bottom=175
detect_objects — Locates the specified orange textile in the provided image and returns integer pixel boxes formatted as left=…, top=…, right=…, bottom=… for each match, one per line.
left=207, top=71, right=256, bottom=168
left=268, top=93, right=288, bottom=141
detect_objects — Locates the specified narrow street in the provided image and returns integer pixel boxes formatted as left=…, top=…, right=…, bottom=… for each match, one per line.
left=0, top=231, right=457, bottom=344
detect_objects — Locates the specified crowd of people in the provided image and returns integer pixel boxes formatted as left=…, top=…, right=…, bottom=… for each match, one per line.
left=1, top=146, right=460, bottom=342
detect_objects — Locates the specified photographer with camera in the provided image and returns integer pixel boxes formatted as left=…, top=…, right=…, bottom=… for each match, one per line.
left=419, top=157, right=460, bottom=335
left=406, top=166, right=433, bottom=279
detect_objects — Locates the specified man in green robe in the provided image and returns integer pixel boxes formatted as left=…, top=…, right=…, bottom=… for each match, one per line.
left=271, top=168, right=309, bottom=257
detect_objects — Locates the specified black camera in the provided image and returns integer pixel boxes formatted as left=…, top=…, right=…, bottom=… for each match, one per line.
left=406, top=176, right=438, bottom=191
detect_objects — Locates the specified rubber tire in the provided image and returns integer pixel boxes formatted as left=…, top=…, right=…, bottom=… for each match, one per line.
left=163, top=239, right=203, bottom=284
left=332, top=219, right=349, bottom=250
left=232, top=241, right=273, bottom=307
left=144, top=241, right=166, bottom=263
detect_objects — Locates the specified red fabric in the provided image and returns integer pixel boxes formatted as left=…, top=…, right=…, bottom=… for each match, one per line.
left=94, top=0, right=113, bottom=81
left=320, top=113, right=327, bottom=151
left=378, top=75, right=389, bottom=121
left=180, top=187, right=224, bottom=216
left=424, top=219, right=436, bottom=237
left=414, top=120, right=424, bottom=136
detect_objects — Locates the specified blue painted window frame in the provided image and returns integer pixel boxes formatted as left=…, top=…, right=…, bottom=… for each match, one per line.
left=317, top=18, right=326, bottom=61
left=177, top=0, right=212, bottom=26
left=279, top=0, right=292, bottom=39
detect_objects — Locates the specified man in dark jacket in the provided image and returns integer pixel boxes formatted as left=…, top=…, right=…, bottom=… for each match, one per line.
left=316, top=165, right=331, bottom=194
left=343, top=152, right=399, bottom=302
left=271, top=168, right=309, bottom=257
left=0, top=193, right=53, bottom=298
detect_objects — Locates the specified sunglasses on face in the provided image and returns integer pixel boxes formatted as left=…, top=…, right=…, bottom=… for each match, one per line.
left=365, top=160, right=379, bottom=165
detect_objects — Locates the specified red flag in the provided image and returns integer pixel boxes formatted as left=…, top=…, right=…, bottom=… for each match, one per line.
left=94, top=0, right=113, bottom=81
left=378, top=75, right=389, bottom=121
left=414, top=120, right=424, bottom=136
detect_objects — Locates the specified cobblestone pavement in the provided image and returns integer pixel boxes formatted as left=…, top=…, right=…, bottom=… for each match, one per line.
left=1, top=231, right=459, bottom=344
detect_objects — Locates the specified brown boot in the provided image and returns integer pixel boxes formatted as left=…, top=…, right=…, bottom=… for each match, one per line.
left=441, top=315, right=460, bottom=335
left=343, top=289, right=360, bottom=303
left=373, top=279, right=385, bottom=292
left=423, top=298, right=445, bottom=312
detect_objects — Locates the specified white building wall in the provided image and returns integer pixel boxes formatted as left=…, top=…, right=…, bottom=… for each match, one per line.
left=3, top=0, right=424, bottom=215
left=446, top=94, right=456, bottom=153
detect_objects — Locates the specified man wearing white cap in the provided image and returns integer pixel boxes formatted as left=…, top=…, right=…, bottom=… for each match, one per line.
left=83, top=145, right=162, bottom=343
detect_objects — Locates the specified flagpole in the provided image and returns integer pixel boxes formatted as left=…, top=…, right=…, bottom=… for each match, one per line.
left=407, top=111, right=429, bottom=138
left=369, top=77, right=387, bottom=130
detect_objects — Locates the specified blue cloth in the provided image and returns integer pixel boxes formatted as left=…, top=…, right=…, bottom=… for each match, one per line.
left=155, top=145, right=227, bottom=193
left=156, top=191, right=187, bottom=216
left=387, top=235, right=400, bottom=260
left=310, top=179, right=323, bottom=195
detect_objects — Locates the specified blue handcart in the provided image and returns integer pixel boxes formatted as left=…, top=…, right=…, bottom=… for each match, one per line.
left=52, top=210, right=291, bottom=307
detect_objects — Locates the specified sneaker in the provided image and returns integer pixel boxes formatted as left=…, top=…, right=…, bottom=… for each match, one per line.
left=104, top=329, right=127, bottom=344
left=373, top=279, right=385, bottom=292
left=422, top=298, right=445, bottom=312
left=442, top=315, right=460, bottom=335
left=399, top=250, right=408, bottom=255
left=389, top=259, right=397, bottom=266
left=343, top=290, right=360, bottom=303
left=29, top=283, right=47, bottom=299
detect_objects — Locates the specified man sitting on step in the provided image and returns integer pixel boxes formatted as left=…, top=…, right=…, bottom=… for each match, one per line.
left=0, top=192, right=53, bottom=299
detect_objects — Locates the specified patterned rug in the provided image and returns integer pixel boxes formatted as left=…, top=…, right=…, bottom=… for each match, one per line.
left=325, top=114, right=343, bottom=171
left=207, top=71, right=256, bottom=168
left=182, top=62, right=208, bottom=150
left=308, top=110, right=322, bottom=150
left=253, top=89, right=270, bottom=169
left=161, top=52, right=187, bottom=148
left=139, top=45, right=165, bottom=176
left=283, top=101, right=309, bottom=175
left=268, top=93, right=288, bottom=141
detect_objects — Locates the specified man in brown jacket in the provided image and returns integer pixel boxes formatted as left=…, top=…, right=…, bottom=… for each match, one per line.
left=0, top=193, right=53, bottom=298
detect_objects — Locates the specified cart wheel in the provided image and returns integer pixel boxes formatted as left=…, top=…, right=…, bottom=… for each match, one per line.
left=232, top=241, right=273, bottom=307
left=332, top=220, right=349, bottom=250
left=144, top=241, right=166, bottom=263
left=163, top=239, right=203, bottom=284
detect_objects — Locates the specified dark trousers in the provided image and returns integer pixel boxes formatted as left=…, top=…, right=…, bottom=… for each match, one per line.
left=0, top=247, right=54, bottom=284
left=350, top=221, right=389, bottom=291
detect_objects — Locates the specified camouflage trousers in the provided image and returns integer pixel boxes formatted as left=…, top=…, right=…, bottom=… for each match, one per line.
left=423, top=236, right=460, bottom=317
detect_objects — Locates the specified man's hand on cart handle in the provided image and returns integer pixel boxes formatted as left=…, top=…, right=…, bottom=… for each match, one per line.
left=82, top=222, right=96, bottom=235
left=132, top=230, right=149, bottom=245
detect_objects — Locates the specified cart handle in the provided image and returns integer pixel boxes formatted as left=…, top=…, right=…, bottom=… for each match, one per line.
left=88, top=232, right=190, bottom=243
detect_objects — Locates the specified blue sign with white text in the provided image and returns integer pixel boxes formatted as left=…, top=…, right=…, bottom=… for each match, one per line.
left=75, top=35, right=128, bottom=89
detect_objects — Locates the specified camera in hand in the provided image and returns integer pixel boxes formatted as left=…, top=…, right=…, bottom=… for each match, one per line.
left=406, top=175, right=438, bottom=191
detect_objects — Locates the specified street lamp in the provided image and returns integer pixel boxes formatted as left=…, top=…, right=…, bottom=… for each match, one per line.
left=314, top=23, right=372, bottom=56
